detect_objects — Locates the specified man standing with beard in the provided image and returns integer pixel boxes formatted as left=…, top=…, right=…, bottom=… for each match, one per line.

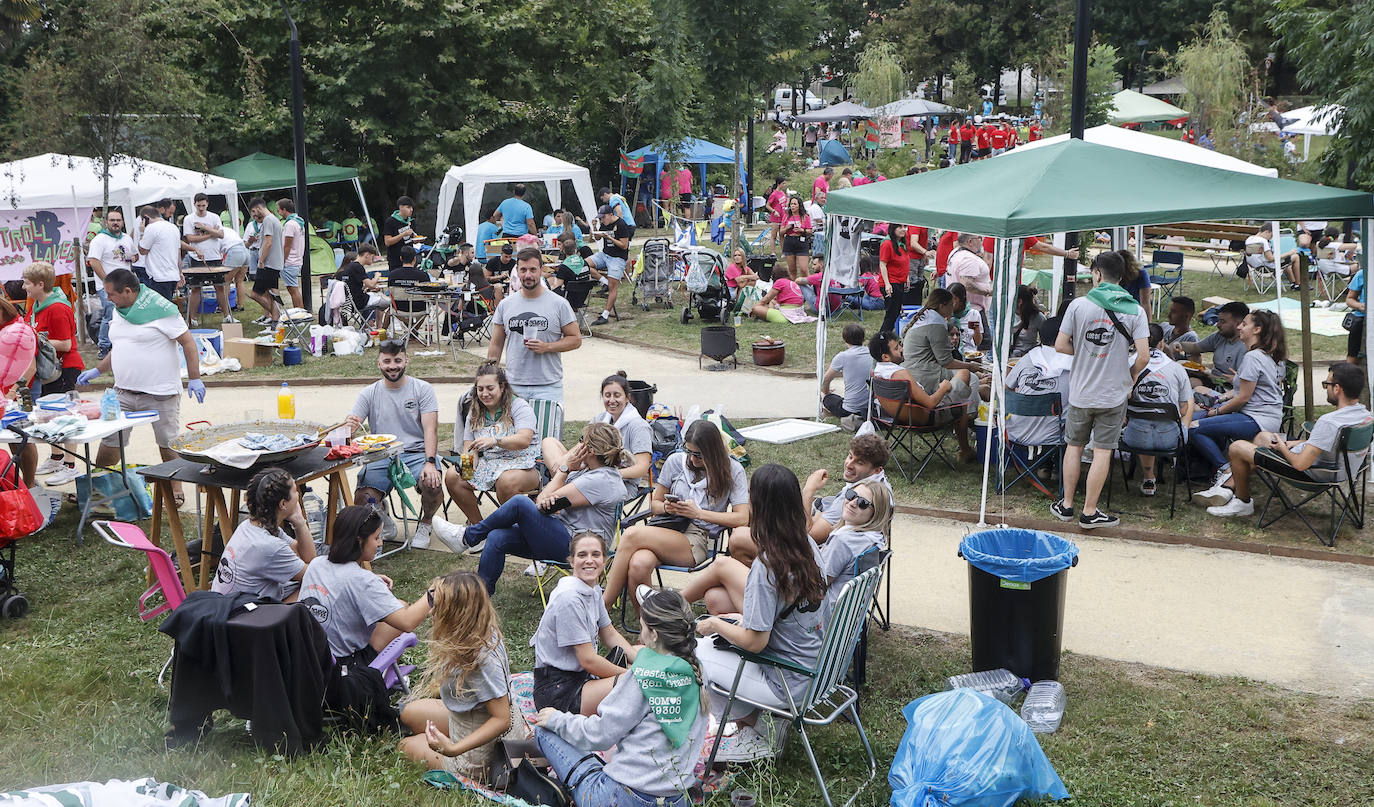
left=86, top=208, right=136, bottom=357
left=344, top=340, right=443, bottom=549
left=487, top=247, right=580, bottom=411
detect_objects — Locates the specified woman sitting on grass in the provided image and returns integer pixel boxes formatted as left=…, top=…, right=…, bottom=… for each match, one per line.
left=437, top=363, right=540, bottom=527
left=748, top=266, right=813, bottom=324
left=543, top=372, right=653, bottom=498
left=210, top=467, right=314, bottom=602
left=531, top=532, right=640, bottom=716
left=398, top=570, right=525, bottom=783
left=533, top=586, right=708, bottom=807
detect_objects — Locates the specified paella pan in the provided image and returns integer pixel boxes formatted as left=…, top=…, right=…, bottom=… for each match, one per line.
left=169, top=419, right=327, bottom=468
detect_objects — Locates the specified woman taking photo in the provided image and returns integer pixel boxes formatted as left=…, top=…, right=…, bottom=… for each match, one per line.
left=1192, top=310, right=1287, bottom=505
left=438, top=363, right=540, bottom=527
left=531, top=531, right=638, bottom=716
left=685, top=463, right=826, bottom=759
left=533, top=586, right=708, bottom=807
left=599, top=420, right=750, bottom=615
left=399, top=570, right=524, bottom=782
left=543, top=372, right=652, bottom=498
left=778, top=195, right=813, bottom=280
left=211, top=467, right=315, bottom=602
left=879, top=223, right=915, bottom=335
left=431, top=422, right=629, bottom=595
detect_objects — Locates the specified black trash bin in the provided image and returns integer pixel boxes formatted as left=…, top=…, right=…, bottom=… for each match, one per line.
left=626, top=380, right=656, bottom=418
left=958, top=528, right=1078, bottom=682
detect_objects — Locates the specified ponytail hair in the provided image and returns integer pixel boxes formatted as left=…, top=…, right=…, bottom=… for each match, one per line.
left=579, top=421, right=630, bottom=469
left=638, top=587, right=709, bottom=713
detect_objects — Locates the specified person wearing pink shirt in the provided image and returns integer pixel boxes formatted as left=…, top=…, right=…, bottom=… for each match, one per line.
left=673, top=164, right=693, bottom=218
left=778, top=195, right=813, bottom=280
left=812, top=167, right=832, bottom=202
left=764, top=177, right=788, bottom=253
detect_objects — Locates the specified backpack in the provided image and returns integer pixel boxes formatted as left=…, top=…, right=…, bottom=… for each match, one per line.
left=650, top=415, right=683, bottom=460
left=33, top=333, right=61, bottom=384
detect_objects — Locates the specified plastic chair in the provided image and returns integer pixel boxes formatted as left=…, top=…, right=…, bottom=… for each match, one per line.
left=869, top=376, right=965, bottom=482
left=1104, top=400, right=1192, bottom=518
left=95, top=520, right=187, bottom=685
left=369, top=631, right=418, bottom=693
left=1254, top=420, right=1373, bottom=547
left=701, top=561, right=885, bottom=807
left=997, top=391, right=1064, bottom=499
left=1143, top=250, right=1185, bottom=319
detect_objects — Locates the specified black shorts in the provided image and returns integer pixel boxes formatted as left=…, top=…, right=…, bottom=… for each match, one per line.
left=782, top=235, right=810, bottom=256
left=678, top=193, right=692, bottom=204
left=253, top=268, right=281, bottom=293
left=533, top=666, right=589, bottom=713
left=1348, top=316, right=1365, bottom=358
left=43, top=366, right=81, bottom=395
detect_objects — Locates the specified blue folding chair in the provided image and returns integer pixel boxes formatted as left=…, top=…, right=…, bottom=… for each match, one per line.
left=997, top=391, right=1064, bottom=498
left=1143, top=249, right=1185, bottom=319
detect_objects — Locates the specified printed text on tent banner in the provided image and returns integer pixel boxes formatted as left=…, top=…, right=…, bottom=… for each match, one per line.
left=0, top=208, right=92, bottom=280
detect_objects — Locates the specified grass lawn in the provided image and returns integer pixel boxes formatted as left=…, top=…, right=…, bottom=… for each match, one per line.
left=3, top=500, right=1372, bottom=806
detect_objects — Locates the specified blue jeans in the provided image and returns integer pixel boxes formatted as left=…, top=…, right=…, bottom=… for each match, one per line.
left=96, top=287, right=114, bottom=355
left=534, top=728, right=688, bottom=807
left=467, top=495, right=572, bottom=593
left=1190, top=412, right=1260, bottom=471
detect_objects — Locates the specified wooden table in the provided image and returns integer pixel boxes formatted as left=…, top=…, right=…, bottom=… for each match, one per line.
left=139, top=445, right=390, bottom=592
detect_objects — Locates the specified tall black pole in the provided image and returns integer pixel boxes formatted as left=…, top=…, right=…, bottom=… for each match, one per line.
left=746, top=115, right=755, bottom=220
left=283, top=1, right=311, bottom=310
left=1069, top=0, right=1091, bottom=140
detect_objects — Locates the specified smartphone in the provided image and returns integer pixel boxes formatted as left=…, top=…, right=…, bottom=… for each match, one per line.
left=663, top=493, right=682, bottom=503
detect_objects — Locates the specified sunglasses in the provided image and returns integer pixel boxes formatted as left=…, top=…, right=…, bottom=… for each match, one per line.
left=684, top=449, right=704, bottom=459
left=426, top=587, right=436, bottom=608
left=843, top=488, right=873, bottom=510
left=1321, top=380, right=1336, bottom=389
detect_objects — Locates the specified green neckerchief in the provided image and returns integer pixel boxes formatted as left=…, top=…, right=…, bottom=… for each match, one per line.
left=631, top=648, right=701, bottom=748
left=284, top=213, right=304, bottom=230
left=1085, top=282, right=1141, bottom=315
left=390, top=210, right=413, bottom=225
left=114, top=285, right=180, bottom=325
left=29, top=289, right=70, bottom=325
left=482, top=406, right=505, bottom=423
left=97, top=227, right=124, bottom=240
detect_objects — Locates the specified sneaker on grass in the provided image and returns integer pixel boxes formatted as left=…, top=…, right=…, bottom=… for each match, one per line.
left=716, top=724, right=777, bottom=763
left=46, top=465, right=83, bottom=486
left=1079, top=510, right=1119, bottom=529
left=1192, top=483, right=1234, bottom=507
left=1207, top=497, right=1255, bottom=517
left=430, top=517, right=469, bottom=554
left=410, top=522, right=432, bottom=550
left=1050, top=501, right=1074, bottom=521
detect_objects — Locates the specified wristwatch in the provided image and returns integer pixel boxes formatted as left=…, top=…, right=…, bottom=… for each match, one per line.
left=426, top=456, right=438, bottom=465
left=558, top=464, right=570, bottom=474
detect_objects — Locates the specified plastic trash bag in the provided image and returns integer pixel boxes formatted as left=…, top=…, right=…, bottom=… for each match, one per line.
left=889, top=689, right=1070, bottom=807
left=958, top=528, right=1078, bottom=584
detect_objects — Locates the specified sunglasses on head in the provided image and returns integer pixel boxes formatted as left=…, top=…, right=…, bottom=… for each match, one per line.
left=843, top=488, right=873, bottom=510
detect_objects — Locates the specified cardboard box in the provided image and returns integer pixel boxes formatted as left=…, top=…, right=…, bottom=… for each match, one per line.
left=221, top=321, right=244, bottom=340
left=223, top=338, right=274, bottom=368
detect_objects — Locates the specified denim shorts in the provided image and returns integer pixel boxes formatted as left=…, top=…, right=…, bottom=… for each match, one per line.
left=589, top=252, right=627, bottom=280
left=281, top=264, right=302, bottom=287
left=223, top=244, right=250, bottom=269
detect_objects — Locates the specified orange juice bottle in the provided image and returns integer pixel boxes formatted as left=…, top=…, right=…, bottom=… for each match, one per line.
left=277, top=382, right=295, bottom=419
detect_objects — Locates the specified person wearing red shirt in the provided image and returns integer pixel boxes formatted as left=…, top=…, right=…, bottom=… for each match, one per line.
left=946, top=121, right=961, bottom=162
left=935, top=230, right=959, bottom=278
left=878, top=224, right=917, bottom=334
left=974, top=122, right=993, bottom=160
left=1028, top=121, right=1043, bottom=141
left=958, top=120, right=976, bottom=163
left=23, top=260, right=85, bottom=483
left=989, top=125, right=1009, bottom=155
left=980, top=235, right=1080, bottom=261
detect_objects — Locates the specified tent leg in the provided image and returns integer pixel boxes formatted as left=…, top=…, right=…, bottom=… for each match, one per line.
left=355, top=179, right=375, bottom=247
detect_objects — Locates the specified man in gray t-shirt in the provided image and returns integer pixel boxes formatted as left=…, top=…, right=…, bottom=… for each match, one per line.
left=487, top=248, right=580, bottom=404
left=1053, top=257, right=1149, bottom=530
left=345, top=341, right=443, bottom=548
left=1173, top=302, right=1248, bottom=393
left=247, top=197, right=286, bottom=322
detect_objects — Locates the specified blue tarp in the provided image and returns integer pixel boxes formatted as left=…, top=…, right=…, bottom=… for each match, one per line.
left=958, top=529, right=1078, bottom=584
left=819, top=139, right=852, bottom=167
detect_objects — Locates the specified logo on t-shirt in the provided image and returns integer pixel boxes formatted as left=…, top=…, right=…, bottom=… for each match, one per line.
left=1022, top=373, right=1058, bottom=394
left=1136, top=379, right=1168, bottom=402
left=508, top=312, right=549, bottom=336
left=215, top=560, right=234, bottom=585
left=301, top=595, right=329, bottom=624
left=1083, top=322, right=1114, bottom=349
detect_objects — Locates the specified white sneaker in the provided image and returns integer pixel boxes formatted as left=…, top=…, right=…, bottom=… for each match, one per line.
left=716, top=724, right=778, bottom=762
left=1211, top=468, right=1233, bottom=489
left=46, top=465, right=83, bottom=486
left=430, top=517, right=469, bottom=554
left=34, top=458, right=64, bottom=476
left=1192, top=483, right=1234, bottom=507
left=1207, top=497, right=1254, bottom=517
left=522, top=561, right=548, bottom=577
left=410, top=522, right=432, bottom=550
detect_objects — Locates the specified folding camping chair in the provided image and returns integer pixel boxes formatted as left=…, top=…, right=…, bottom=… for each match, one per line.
left=1253, top=421, right=1373, bottom=547
left=848, top=548, right=891, bottom=690
left=527, top=398, right=564, bottom=443
left=388, top=286, right=436, bottom=346
left=1314, top=247, right=1356, bottom=301
left=1243, top=242, right=1277, bottom=295
left=869, top=377, right=965, bottom=482
left=1104, top=399, right=1192, bottom=518
left=997, top=391, right=1063, bottom=499
left=533, top=502, right=635, bottom=608
left=1143, top=250, right=1185, bottom=319
left=701, top=562, right=885, bottom=807
left=96, top=520, right=188, bottom=685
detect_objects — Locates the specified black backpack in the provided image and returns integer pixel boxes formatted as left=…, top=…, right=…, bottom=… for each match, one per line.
left=650, top=416, right=683, bottom=459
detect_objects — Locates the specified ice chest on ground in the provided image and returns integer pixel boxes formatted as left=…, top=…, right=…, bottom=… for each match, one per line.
left=959, top=528, right=1078, bottom=682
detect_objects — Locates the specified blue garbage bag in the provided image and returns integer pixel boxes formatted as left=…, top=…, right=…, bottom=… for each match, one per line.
left=889, top=689, right=1070, bottom=807
left=958, top=529, right=1078, bottom=584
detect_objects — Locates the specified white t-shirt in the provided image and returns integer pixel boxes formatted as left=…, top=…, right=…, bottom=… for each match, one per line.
left=804, top=200, right=825, bottom=229
left=140, top=219, right=183, bottom=282
left=87, top=232, right=135, bottom=278
left=219, top=226, right=244, bottom=249
left=1245, top=235, right=1276, bottom=269
left=183, top=211, right=223, bottom=261
left=108, top=312, right=188, bottom=396
left=282, top=217, right=305, bottom=266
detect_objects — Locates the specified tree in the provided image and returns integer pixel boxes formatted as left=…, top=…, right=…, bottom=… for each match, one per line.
left=853, top=41, right=907, bottom=107
left=1043, top=41, right=1119, bottom=134
left=3, top=0, right=206, bottom=211
left=1272, top=0, right=1374, bottom=190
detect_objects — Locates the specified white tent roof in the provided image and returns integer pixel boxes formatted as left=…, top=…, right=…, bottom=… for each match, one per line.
left=1010, top=125, right=1278, bottom=178
left=0, top=153, right=240, bottom=230
left=436, top=143, right=597, bottom=243
left=1281, top=105, right=1342, bottom=137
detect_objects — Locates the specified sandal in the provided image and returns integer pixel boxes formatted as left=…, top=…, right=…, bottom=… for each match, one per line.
left=173, top=493, right=186, bottom=509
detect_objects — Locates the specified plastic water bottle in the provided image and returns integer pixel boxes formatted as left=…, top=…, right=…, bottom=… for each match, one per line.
left=1020, top=680, right=1066, bottom=733
left=945, top=668, right=1028, bottom=705
left=100, top=388, right=120, bottom=421
left=302, top=492, right=326, bottom=540
left=277, top=382, right=295, bottom=419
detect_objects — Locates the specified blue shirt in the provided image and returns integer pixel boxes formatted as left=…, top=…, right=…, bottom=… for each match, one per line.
left=607, top=193, right=631, bottom=222
left=475, top=220, right=500, bottom=260
left=497, top=197, right=534, bottom=236
left=1350, top=269, right=1366, bottom=320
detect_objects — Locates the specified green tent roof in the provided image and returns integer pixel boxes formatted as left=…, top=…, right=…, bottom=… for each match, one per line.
left=823, top=138, right=1374, bottom=238
left=211, top=152, right=358, bottom=193
left=1109, top=89, right=1187, bottom=124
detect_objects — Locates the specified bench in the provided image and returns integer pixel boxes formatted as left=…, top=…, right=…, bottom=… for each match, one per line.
left=1142, top=221, right=1255, bottom=278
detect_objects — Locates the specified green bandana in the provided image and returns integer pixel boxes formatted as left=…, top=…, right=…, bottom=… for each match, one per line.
left=1085, top=282, right=1141, bottom=315
left=285, top=213, right=304, bottom=230
left=114, top=285, right=180, bottom=325
left=29, top=289, right=70, bottom=325
left=390, top=210, right=413, bottom=225
left=631, top=648, right=701, bottom=748
left=98, top=227, right=123, bottom=239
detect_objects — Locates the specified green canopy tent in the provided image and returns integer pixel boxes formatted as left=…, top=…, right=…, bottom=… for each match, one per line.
left=211, top=152, right=375, bottom=247
left=1108, top=89, right=1188, bottom=125
left=819, top=137, right=1374, bottom=523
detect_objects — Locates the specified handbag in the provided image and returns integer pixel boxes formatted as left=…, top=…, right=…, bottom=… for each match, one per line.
left=490, top=738, right=573, bottom=806
left=33, top=333, right=62, bottom=384
left=76, top=467, right=154, bottom=521
left=0, top=450, right=43, bottom=539
left=1342, top=312, right=1358, bottom=331
left=646, top=513, right=692, bottom=532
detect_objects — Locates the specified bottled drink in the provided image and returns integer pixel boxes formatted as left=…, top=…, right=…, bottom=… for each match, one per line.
left=277, top=382, right=295, bottom=419
left=1020, top=680, right=1066, bottom=733
left=100, top=388, right=120, bottom=421
left=945, top=668, right=1028, bottom=705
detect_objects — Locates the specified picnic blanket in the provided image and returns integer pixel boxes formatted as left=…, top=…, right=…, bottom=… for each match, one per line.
left=0, top=778, right=249, bottom=807
left=1246, top=297, right=1348, bottom=337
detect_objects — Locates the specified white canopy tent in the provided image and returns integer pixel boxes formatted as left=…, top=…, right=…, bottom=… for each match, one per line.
left=1012, top=124, right=1278, bottom=178
left=436, top=143, right=597, bottom=243
left=0, top=152, right=241, bottom=231
left=792, top=101, right=877, bottom=123
left=1281, top=105, right=1342, bottom=161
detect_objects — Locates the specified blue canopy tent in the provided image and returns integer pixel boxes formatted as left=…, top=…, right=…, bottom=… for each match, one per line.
left=620, top=138, right=748, bottom=199
left=819, top=139, right=852, bottom=167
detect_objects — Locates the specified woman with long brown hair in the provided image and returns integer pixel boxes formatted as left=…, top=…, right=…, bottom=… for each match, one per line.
left=437, top=362, right=540, bottom=526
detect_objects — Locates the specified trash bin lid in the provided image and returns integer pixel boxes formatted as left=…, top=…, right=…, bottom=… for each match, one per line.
left=958, top=528, right=1078, bottom=583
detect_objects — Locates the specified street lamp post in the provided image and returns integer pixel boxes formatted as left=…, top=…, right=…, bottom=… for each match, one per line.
left=281, top=0, right=311, bottom=311
left=1135, top=39, right=1149, bottom=93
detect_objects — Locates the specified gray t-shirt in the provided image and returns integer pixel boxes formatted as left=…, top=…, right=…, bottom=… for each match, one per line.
left=493, top=289, right=577, bottom=387
left=555, top=466, right=627, bottom=540
left=1235, top=349, right=1283, bottom=432
left=258, top=214, right=284, bottom=270
left=350, top=377, right=439, bottom=454
left=742, top=544, right=826, bottom=704
left=1004, top=347, right=1070, bottom=446
left=1295, top=403, right=1372, bottom=480
left=440, top=638, right=511, bottom=714
left=1011, top=312, right=1047, bottom=358
left=1132, top=350, right=1191, bottom=410
left=1160, top=323, right=1199, bottom=346
left=1196, top=332, right=1247, bottom=377
left=531, top=576, right=611, bottom=671
left=1059, top=297, right=1148, bottom=408
left=819, top=527, right=885, bottom=618
left=299, top=557, right=404, bottom=658
left=819, top=471, right=893, bottom=526
left=593, top=408, right=653, bottom=493
left=210, top=521, right=304, bottom=602
left=656, top=452, right=749, bottom=531
left=461, top=396, right=536, bottom=443
left=829, top=345, right=875, bottom=414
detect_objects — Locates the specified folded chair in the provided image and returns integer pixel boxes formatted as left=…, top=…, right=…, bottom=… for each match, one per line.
left=997, top=391, right=1064, bottom=499
left=95, top=519, right=187, bottom=686
left=870, top=376, right=965, bottom=482
left=1104, top=399, right=1191, bottom=518
left=1254, top=420, right=1373, bottom=547
left=1143, top=250, right=1185, bottom=319
left=702, top=562, right=885, bottom=807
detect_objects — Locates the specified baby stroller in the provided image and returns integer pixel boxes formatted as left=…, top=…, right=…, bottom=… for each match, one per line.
left=0, top=433, right=37, bottom=619
left=633, top=237, right=675, bottom=311
left=680, top=247, right=731, bottom=325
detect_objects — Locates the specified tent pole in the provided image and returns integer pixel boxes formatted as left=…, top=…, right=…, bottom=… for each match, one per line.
left=1273, top=219, right=1283, bottom=328
left=815, top=215, right=837, bottom=420
left=1365, top=218, right=1373, bottom=404
left=72, top=188, right=88, bottom=345
left=354, top=179, right=375, bottom=250
left=1297, top=251, right=1314, bottom=426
